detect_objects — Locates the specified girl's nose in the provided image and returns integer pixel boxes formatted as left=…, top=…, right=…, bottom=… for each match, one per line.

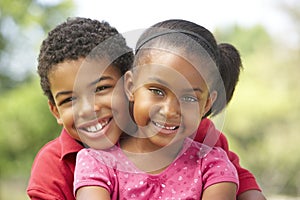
left=159, top=97, right=181, bottom=118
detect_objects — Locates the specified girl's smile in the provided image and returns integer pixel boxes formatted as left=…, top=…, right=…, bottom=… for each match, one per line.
left=124, top=49, right=216, bottom=152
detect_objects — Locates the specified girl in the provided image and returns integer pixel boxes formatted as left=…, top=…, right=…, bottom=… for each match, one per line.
left=74, top=19, right=243, bottom=199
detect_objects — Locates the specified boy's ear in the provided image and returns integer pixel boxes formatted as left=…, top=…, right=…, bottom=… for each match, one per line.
left=48, top=100, right=63, bottom=125
left=124, top=71, right=135, bottom=101
left=203, top=91, right=218, bottom=116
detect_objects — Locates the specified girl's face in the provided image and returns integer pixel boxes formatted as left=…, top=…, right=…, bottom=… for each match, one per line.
left=48, top=58, right=129, bottom=149
left=125, top=50, right=216, bottom=150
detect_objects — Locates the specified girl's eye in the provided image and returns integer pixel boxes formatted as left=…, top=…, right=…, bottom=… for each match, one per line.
left=59, top=96, right=76, bottom=106
left=149, top=88, right=164, bottom=96
left=95, top=85, right=112, bottom=93
left=181, top=96, right=198, bottom=103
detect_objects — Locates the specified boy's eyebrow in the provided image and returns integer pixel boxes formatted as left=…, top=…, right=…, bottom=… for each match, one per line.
left=55, top=76, right=114, bottom=99
left=55, top=91, right=72, bottom=99
left=148, top=77, right=204, bottom=93
left=89, top=76, right=113, bottom=86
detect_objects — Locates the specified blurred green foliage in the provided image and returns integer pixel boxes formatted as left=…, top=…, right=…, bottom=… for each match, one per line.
left=0, top=78, right=61, bottom=178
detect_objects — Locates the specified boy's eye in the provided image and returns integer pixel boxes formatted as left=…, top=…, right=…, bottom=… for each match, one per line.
left=149, top=88, right=164, bottom=96
left=59, top=96, right=76, bottom=106
left=180, top=96, right=198, bottom=102
left=95, top=85, right=112, bottom=93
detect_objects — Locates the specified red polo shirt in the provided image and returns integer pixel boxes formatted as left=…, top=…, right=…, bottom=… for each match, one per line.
left=27, top=119, right=261, bottom=199
left=27, top=129, right=83, bottom=200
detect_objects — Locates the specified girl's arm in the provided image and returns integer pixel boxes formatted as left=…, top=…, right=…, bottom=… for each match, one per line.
left=76, top=186, right=110, bottom=200
left=202, top=182, right=237, bottom=200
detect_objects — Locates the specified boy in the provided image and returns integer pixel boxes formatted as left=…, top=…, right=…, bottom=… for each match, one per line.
left=27, top=17, right=134, bottom=200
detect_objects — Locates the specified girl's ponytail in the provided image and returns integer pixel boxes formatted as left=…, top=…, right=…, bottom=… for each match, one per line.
left=218, top=43, right=243, bottom=112
left=206, top=43, right=242, bottom=117
left=218, top=43, right=242, bottom=105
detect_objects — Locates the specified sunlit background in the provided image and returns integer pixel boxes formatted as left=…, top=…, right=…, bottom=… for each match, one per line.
left=0, top=0, right=299, bottom=199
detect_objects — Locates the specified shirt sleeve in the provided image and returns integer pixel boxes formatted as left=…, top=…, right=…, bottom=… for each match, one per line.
left=201, top=147, right=239, bottom=191
left=217, top=133, right=262, bottom=194
left=195, top=118, right=262, bottom=195
left=73, top=149, right=115, bottom=196
left=27, top=142, right=75, bottom=200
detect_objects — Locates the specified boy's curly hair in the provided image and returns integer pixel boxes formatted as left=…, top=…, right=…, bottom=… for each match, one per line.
left=38, top=17, right=133, bottom=104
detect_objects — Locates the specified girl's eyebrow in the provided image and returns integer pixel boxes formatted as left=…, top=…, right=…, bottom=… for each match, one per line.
left=148, top=77, right=203, bottom=93
left=148, top=77, right=171, bottom=88
left=182, top=88, right=204, bottom=93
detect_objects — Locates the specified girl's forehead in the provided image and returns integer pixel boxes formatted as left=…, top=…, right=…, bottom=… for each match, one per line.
left=136, top=49, right=207, bottom=75
left=134, top=48, right=219, bottom=89
left=136, top=52, right=208, bottom=85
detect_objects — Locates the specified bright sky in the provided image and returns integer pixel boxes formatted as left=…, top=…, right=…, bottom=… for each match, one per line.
left=73, top=0, right=295, bottom=40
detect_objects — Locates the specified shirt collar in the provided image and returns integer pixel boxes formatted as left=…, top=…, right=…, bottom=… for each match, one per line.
left=59, top=129, right=84, bottom=160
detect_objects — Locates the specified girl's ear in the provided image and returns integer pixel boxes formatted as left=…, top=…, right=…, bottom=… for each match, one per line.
left=48, top=100, right=63, bottom=125
left=124, top=71, right=135, bottom=101
left=203, top=91, right=218, bottom=116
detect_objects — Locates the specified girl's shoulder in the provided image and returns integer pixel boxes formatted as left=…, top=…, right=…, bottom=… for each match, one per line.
left=77, top=145, right=122, bottom=166
left=182, top=138, right=228, bottom=161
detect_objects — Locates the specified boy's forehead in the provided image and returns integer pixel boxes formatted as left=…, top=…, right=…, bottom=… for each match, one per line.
left=69, top=58, right=118, bottom=81
left=49, top=58, right=121, bottom=90
left=50, top=58, right=109, bottom=78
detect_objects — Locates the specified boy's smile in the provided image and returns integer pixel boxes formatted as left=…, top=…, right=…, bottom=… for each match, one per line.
left=48, top=58, right=128, bottom=149
left=76, top=117, right=111, bottom=138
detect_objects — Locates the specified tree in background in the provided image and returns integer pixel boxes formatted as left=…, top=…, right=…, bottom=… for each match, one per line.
left=0, top=0, right=74, bottom=93
left=0, top=1, right=74, bottom=199
left=214, top=2, right=300, bottom=196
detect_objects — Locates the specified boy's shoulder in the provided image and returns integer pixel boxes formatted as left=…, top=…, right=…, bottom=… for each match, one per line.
left=34, top=129, right=83, bottom=161
left=27, top=129, right=83, bottom=199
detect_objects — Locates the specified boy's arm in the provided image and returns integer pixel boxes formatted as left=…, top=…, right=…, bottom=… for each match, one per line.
left=238, top=190, right=267, bottom=200
left=220, top=134, right=262, bottom=194
left=227, top=145, right=266, bottom=199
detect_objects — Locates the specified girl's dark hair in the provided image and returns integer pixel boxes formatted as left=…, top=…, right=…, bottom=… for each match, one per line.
left=38, top=17, right=133, bottom=104
left=135, top=19, right=242, bottom=117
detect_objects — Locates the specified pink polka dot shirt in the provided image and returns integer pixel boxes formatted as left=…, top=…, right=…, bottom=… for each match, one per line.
left=74, top=138, right=238, bottom=199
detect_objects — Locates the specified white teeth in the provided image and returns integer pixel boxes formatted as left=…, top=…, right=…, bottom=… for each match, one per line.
left=154, top=122, right=177, bottom=130
left=85, top=120, right=109, bottom=133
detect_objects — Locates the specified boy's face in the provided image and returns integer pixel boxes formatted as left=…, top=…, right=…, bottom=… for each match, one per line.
left=48, top=58, right=129, bottom=149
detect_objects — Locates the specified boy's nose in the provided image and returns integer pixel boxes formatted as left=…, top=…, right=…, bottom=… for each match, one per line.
left=76, top=96, right=99, bottom=118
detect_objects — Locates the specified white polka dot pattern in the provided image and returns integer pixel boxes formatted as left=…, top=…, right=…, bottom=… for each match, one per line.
left=74, top=138, right=238, bottom=199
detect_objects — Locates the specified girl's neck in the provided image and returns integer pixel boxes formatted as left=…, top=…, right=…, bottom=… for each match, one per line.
left=120, top=136, right=185, bottom=174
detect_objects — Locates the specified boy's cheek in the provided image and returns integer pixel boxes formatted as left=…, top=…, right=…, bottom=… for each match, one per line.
left=48, top=100, right=63, bottom=125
